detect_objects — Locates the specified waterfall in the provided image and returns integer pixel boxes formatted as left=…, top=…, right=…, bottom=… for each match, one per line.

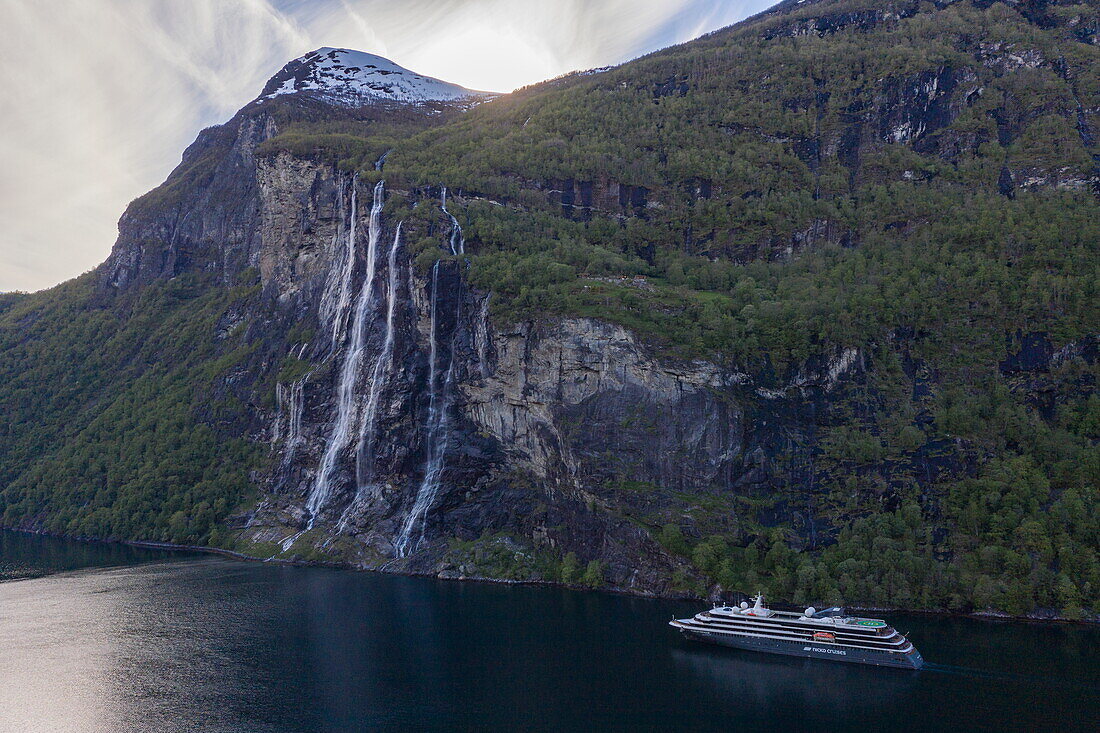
left=355, top=221, right=403, bottom=489
left=306, top=179, right=386, bottom=526
left=475, top=294, right=491, bottom=379
left=374, top=149, right=392, bottom=171
left=440, top=186, right=464, bottom=255
left=280, top=530, right=305, bottom=552
left=273, top=384, right=285, bottom=445
left=275, top=378, right=307, bottom=464
left=395, top=261, right=457, bottom=557
left=316, top=192, right=342, bottom=344
left=284, top=379, right=306, bottom=464
left=320, top=179, right=358, bottom=347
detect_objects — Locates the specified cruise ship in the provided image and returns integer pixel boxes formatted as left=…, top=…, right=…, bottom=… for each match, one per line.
left=670, top=594, right=924, bottom=669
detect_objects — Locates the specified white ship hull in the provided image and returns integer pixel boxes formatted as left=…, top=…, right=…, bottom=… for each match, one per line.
left=670, top=595, right=925, bottom=670
left=674, top=623, right=924, bottom=669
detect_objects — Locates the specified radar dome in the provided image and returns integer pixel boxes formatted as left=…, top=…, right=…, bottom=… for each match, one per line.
left=740, top=601, right=749, bottom=609
left=805, top=607, right=816, bottom=617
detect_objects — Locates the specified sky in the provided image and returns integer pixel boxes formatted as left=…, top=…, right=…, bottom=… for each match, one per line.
left=0, top=0, right=774, bottom=292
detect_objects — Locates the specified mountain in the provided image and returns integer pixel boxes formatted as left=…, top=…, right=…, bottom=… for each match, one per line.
left=1, top=0, right=1097, bottom=617
left=257, top=47, right=492, bottom=107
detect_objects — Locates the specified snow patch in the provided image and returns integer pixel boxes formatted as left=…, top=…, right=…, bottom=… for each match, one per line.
left=259, top=47, right=491, bottom=107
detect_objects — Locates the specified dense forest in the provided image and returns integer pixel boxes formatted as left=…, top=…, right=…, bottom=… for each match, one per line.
left=1, top=0, right=1098, bottom=617
left=0, top=273, right=263, bottom=546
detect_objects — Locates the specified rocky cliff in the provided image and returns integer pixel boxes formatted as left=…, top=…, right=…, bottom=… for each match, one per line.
left=93, top=116, right=873, bottom=593
left=205, top=149, right=746, bottom=593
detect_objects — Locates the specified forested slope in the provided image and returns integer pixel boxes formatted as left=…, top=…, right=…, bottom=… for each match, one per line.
left=1, top=0, right=1097, bottom=617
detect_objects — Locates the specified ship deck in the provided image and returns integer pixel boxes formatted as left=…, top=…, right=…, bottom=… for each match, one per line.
left=670, top=618, right=914, bottom=654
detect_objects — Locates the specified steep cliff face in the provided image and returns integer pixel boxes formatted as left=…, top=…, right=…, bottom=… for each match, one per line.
left=190, top=150, right=885, bottom=596
left=207, top=152, right=732, bottom=593
left=103, top=114, right=279, bottom=289
left=185, top=138, right=885, bottom=596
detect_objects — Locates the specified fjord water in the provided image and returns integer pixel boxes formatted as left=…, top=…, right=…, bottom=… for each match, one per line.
left=1, top=531, right=1096, bottom=732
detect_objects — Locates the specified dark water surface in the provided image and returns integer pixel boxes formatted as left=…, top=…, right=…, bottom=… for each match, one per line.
left=0, top=530, right=194, bottom=581
left=1, top=531, right=1097, bottom=732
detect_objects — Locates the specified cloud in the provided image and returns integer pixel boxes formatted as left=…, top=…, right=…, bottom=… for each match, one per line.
left=0, top=0, right=770, bottom=292
left=0, top=0, right=309, bottom=292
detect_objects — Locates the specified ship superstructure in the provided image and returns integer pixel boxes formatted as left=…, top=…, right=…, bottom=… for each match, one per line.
left=670, top=594, right=924, bottom=669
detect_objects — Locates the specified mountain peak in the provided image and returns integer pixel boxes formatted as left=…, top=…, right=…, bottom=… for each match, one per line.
left=257, top=47, right=491, bottom=107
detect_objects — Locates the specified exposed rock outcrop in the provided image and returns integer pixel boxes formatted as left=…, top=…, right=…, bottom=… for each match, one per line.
left=227, top=154, right=752, bottom=591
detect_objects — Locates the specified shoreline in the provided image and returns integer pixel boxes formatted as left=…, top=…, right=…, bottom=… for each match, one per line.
left=4, top=526, right=1097, bottom=625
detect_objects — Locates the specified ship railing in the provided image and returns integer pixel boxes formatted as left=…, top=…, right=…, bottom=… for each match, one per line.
left=675, top=619, right=915, bottom=654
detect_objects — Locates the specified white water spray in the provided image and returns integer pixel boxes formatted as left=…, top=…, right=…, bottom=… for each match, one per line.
left=475, top=294, right=491, bottom=379
left=355, top=221, right=404, bottom=489
left=273, top=385, right=286, bottom=445
left=395, top=261, right=457, bottom=556
left=280, top=527, right=307, bottom=552
left=441, top=186, right=464, bottom=255
left=374, top=149, right=392, bottom=171
left=321, top=180, right=358, bottom=346
left=275, top=377, right=307, bottom=464
left=306, top=179, right=385, bottom=526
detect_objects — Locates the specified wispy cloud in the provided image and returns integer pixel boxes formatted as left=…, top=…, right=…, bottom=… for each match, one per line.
left=0, top=0, right=770, bottom=291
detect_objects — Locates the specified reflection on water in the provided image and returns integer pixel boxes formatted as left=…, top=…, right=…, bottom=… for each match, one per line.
left=2, top=569, right=120, bottom=732
left=671, top=645, right=916, bottom=720
left=0, top=530, right=183, bottom=581
left=0, top=531, right=1097, bottom=732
